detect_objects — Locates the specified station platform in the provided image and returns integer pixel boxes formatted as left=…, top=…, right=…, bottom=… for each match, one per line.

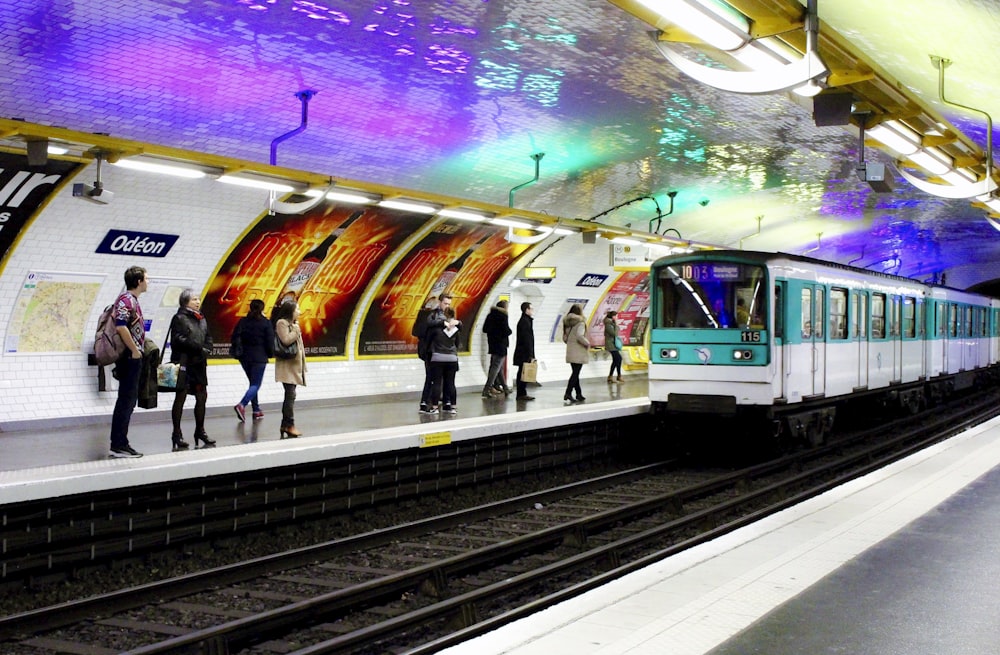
left=438, top=414, right=1000, bottom=655
left=0, top=376, right=650, bottom=504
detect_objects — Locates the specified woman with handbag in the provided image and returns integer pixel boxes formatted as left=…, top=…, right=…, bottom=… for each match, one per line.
left=232, top=299, right=275, bottom=422
left=562, top=304, right=590, bottom=403
left=604, top=310, right=623, bottom=383
left=273, top=300, right=306, bottom=438
left=168, top=288, right=216, bottom=449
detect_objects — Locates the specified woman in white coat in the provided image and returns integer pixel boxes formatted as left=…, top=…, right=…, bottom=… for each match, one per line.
left=273, top=300, right=306, bottom=438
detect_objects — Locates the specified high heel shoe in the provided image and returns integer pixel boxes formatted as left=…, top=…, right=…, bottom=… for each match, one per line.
left=171, top=432, right=189, bottom=451
left=194, top=432, right=216, bottom=447
left=575, top=395, right=586, bottom=402
left=280, top=425, right=302, bottom=439
left=564, top=393, right=574, bottom=402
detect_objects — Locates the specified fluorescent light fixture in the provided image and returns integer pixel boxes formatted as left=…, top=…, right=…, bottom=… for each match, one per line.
left=113, top=157, right=208, bottom=179
left=867, top=121, right=921, bottom=156
left=438, top=208, right=491, bottom=222
left=940, top=168, right=977, bottom=185
left=378, top=199, right=438, bottom=214
left=639, top=0, right=750, bottom=51
left=46, top=144, right=69, bottom=155
left=522, top=266, right=557, bottom=279
left=303, top=188, right=379, bottom=204
left=908, top=147, right=952, bottom=176
left=218, top=174, right=297, bottom=192
left=553, top=227, right=577, bottom=235
left=611, top=237, right=642, bottom=245
left=491, top=217, right=535, bottom=229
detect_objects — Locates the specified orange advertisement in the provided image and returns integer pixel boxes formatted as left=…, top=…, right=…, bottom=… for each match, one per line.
left=359, top=221, right=529, bottom=357
left=203, top=203, right=423, bottom=358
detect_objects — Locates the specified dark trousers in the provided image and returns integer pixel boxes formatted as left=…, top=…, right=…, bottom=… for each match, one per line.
left=110, top=356, right=142, bottom=449
left=239, top=362, right=267, bottom=411
left=420, top=359, right=432, bottom=407
left=430, top=361, right=458, bottom=408
left=609, top=351, right=623, bottom=377
left=281, top=382, right=297, bottom=427
left=484, top=353, right=506, bottom=392
left=515, top=365, right=527, bottom=397
left=565, top=362, right=583, bottom=399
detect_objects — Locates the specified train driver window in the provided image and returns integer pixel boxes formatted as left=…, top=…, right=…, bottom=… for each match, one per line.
left=830, top=288, right=847, bottom=339
left=872, top=293, right=886, bottom=339
left=657, top=262, right=767, bottom=330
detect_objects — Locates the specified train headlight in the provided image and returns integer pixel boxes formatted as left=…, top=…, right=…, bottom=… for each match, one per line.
left=659, top=347, right=679, bottom=360
left=733, top=349, right=753, bottom=361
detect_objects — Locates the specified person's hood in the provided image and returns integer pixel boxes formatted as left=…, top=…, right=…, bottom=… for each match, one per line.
left=564, top=313, right=583, bottom=328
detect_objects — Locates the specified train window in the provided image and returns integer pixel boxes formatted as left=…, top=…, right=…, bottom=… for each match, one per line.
left=656, top=262, right=766, bottom=330
left=965, top=306, right=974, bottom=337
left=889, top=297, right=900, bottom=337
left=872, top=293, right=886, bottom=339
left=860, top=294, right=868, bottom=338
left=937, top=303, right=946, bottom=337
left=830, top=288, right=848, bottom=339
left=979, top=307, right=987, bottom=337
left=917, top=300, right=925, bottom=337
left=902, top=297, right=915, bottom=338
left=801, top=288, right=813, bottom=338
left=850, top=292, right=859, bottom=338
left=814, top=288, right=824, bottom=339
left=949, top=304, right=958, bottom=337
left=774, top=285, right=783, bottom=339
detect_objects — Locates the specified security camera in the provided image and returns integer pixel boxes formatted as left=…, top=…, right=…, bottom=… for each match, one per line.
left=856, top=162, right=893, bottom=192
left=73, top=182, right=114, bottom=205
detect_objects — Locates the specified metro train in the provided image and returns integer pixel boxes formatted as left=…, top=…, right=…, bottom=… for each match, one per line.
left=648, top=250, right=1000, bottom=446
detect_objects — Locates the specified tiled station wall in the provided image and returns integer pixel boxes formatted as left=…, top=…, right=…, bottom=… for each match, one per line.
left=0, top=162, right=632, bottom=427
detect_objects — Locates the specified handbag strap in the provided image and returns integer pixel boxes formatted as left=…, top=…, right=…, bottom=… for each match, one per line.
left=158, top=325, right=172, bottom=365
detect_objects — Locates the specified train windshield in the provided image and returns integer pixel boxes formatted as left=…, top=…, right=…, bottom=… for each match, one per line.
left=657, top=261, right=767, bottom=329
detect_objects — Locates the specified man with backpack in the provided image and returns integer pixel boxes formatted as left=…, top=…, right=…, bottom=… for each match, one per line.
left=108, top=266, right=148, bottom=458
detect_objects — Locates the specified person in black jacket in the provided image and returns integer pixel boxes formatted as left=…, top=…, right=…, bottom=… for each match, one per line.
left=232, top=298, right=275, bottom=423
left=512, top=301, right=536, bottom=401
left=169, top=288, right=215, bottom=449
left=481, top=300, right=512, bottom=398
left=428, top=306, right=462, bottom=414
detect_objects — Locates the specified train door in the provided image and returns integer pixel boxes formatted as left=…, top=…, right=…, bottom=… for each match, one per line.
left=774, top=282, right=785, bottom=401
left=801, top=285, right=826, bottom=396
left=853, top=291, right=868, bottom=388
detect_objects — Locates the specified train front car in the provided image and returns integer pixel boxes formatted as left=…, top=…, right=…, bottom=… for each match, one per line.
left=649, top=251, right=778, bottom=443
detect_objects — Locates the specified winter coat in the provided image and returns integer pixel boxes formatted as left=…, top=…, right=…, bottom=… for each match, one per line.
left=428, top=320, right=462, bottom=363
left=513, top=313, right=535, bottom=366
left=604, top=316, right=620, bottom=352
left=563, top=313, right=590, bottom=365
left=169, top=307, right=211, bottom=366
left=482, top=306, right=511, bottom=355
left=275, top=318, right=306, bottom=386
left=233, top=314, right=275, bottom=364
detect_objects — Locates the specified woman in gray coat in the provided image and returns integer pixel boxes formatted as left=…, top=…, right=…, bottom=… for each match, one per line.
left=562, top=304, right=590, bottom=403
left=273, top=300, right=306, bottom=438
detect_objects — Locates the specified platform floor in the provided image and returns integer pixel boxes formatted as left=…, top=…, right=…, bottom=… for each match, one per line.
left=438, top=415, right=1000, bottom=655
left=0, top=376, right=646, bottom=474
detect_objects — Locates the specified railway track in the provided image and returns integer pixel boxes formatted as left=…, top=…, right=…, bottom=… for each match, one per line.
left=2, top=393, right=998, bottom=655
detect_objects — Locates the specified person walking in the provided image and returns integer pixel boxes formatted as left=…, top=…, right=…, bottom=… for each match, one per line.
left=274, top=299, right=306, bottom=438
left=168, top=288, right=215, bottom=449
left=428, top=306, right=462, bottom=414
left=604, top=310, right=623, bottom=383
left=481, top=300, right=512, bottom=398
left=513, top=302, right=536, bottom=401
left=108, top=266, right=148, bottom=458
left=562, top=304, right=590, bottom=403
left=232, top=298, right=275, bottom=422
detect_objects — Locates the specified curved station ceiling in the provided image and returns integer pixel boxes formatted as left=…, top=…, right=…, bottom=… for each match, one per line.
left=3, top=0, right=1000, bottom=290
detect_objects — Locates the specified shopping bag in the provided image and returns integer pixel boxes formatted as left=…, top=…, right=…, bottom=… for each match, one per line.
left=522, top=360, right=538, bottom=384
left=157, top=362, right=181, bottom=392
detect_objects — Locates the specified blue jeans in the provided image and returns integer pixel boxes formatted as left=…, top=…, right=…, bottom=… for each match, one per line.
left=239, top=362, right=267, bottom=411
left=110, top=356, right=142, bottom=449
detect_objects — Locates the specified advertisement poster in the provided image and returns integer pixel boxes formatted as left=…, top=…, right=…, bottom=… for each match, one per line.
left=358, top=221, right=529, bottom=357
left=0, top=152, right=84, bottom=271
left=202, top=203, right=419, bottom=359
left=586, top=271, right=651, bottom=347
left=5, top=271, right=104, bottom=354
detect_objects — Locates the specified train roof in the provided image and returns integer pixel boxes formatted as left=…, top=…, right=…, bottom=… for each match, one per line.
left=653, top=250, right=996, bottom=300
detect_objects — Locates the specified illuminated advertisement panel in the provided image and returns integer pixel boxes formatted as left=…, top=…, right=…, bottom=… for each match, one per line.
left=203, top=203, right=422, bottom=358
left=586, top=271, right=650, bottom=347
left=358, top=221, right=530, bottom=357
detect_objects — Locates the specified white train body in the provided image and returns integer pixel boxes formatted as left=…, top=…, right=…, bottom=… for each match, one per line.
left=648, top=251, right=1000, bottom=439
